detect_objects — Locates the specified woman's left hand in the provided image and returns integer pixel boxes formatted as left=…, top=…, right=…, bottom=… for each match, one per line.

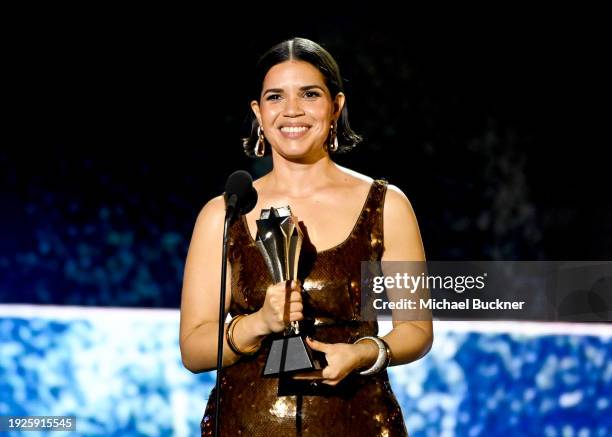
left=305, top=336, right=374, bottom=386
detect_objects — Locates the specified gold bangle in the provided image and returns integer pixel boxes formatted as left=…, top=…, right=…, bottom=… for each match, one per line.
left=226, top=314, right=260, bottom=356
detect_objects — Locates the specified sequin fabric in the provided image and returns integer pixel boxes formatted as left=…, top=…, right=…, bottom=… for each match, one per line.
left=201, top=179, right=408, bottom=436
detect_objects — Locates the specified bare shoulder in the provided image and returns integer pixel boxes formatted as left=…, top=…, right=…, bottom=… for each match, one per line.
left=384, top=184, right=416, bottom=218
left=382, top=184, right=425, bottom=261
left=334, top=165, right=375, bottom=191
left=333, top=165, right=413, bottom=213
left=194, top=194, right=226, bottom=230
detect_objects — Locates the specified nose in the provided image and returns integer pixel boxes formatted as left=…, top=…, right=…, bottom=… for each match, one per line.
left=283, top=95, right=304, bottom=117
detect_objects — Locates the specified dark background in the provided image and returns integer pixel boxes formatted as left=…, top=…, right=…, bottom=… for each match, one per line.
left=1, top=13, right=610, bottom=307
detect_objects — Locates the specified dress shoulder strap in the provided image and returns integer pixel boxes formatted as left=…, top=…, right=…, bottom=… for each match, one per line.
left=358, top=178, right=388, bottom=259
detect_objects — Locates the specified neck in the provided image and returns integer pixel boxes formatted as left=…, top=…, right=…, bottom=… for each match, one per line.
left=264, top=152, right=340, bottom=198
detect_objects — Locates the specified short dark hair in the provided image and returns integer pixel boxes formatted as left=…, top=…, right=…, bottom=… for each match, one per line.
left=242, top=37, right=362, bottom=157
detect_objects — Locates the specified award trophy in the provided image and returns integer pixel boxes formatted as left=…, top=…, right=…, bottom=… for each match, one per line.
left=255, top=206, right=323, bottom=377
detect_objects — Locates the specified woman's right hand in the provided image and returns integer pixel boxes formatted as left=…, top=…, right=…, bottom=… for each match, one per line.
left=257, top=280, right=303, bottom=334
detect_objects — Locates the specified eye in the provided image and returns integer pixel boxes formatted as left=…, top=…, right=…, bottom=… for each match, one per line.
left=266, top=94, right=282, bottom=101
left=304, top=90, right=321, bottom=98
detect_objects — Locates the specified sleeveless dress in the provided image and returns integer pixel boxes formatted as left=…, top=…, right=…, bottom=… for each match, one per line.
left=201, top=179, right=408, bottom=437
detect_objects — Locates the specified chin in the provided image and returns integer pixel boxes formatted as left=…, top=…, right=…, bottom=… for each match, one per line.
left=276, top=143, right=316, bottom=158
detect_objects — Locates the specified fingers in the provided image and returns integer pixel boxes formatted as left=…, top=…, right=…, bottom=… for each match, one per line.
left=288, top=291, right=302, bottom=302
left=283, top=279, right=301, bottom=291
left=304, top=339, right=349, bottom=386
left=306, top=336, right=330, bottom=353
left=319, top=366, right=341, bottom=386
left=262, top=280, right=304, bottom=332
left=282, top=281, right=302, bottom=322
left=286, top=301, right=303, bottom=322
left=282, top=298, right=303, bottom=323
left=287, top=312, right=303, bottom=322
left=288, top=301, right=303, bottom=313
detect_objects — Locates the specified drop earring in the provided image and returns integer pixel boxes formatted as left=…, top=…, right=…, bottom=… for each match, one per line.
left=329, top=122, right=338, bottom=152
left=255, top=126, right=265, bottom=157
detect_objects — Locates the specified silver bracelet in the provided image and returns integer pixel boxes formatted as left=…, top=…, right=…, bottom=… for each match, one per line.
left=354, top=336, right=390, bottom=375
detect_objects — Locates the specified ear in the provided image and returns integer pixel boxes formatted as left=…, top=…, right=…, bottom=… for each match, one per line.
left=251, top=100, right=262, bottom=127
left=332, top=92, right=346, bottom=121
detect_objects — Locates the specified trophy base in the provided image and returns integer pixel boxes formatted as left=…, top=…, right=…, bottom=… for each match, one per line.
left=289, top=369, right=324, bottom=380
left=263, top=333, right=325, bottom=377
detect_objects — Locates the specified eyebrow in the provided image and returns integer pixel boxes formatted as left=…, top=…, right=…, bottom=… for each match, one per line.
left=262, top=85, right=326, bottom=96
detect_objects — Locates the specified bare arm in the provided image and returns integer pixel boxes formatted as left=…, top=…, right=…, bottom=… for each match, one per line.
left=179, top=195, right=269, bottom=373
left=356, top=184, right=433, bottom=367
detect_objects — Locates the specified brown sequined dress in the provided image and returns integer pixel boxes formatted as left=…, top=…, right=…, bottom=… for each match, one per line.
left=201, top=179, right=408, bottom=436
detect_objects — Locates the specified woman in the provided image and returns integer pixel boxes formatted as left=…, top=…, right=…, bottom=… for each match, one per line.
left=180, top=37, right=433, bottom=436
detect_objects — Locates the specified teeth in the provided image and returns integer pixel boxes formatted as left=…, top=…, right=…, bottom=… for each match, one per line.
left=281, top=126, right=308, bottom=133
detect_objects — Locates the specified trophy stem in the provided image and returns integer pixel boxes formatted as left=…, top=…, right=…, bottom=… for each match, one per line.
left=290, top=320, right=300, bottom=334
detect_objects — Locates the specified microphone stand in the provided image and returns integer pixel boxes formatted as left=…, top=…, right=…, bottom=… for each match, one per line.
left=214, top=194, right=236, bottom=437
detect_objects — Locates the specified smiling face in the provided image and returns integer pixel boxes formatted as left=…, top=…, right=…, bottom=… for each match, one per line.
left=251, top=60, right=345, bottom=160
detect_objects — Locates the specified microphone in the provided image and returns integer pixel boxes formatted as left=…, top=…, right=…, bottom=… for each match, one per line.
left=215, top=170, right=257, bottom=437
left=224, top=170, right=258, bottom=221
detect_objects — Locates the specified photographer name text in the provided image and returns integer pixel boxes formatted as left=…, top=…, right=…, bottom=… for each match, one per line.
left=373, top=298, right=525, bottom=310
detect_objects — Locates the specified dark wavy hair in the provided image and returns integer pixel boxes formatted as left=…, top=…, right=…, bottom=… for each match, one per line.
left=242, top=37, right=362, bottom=157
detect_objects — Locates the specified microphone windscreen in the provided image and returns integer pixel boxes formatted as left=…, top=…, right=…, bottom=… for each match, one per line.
left=224, top=170, right=258, bottom=215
